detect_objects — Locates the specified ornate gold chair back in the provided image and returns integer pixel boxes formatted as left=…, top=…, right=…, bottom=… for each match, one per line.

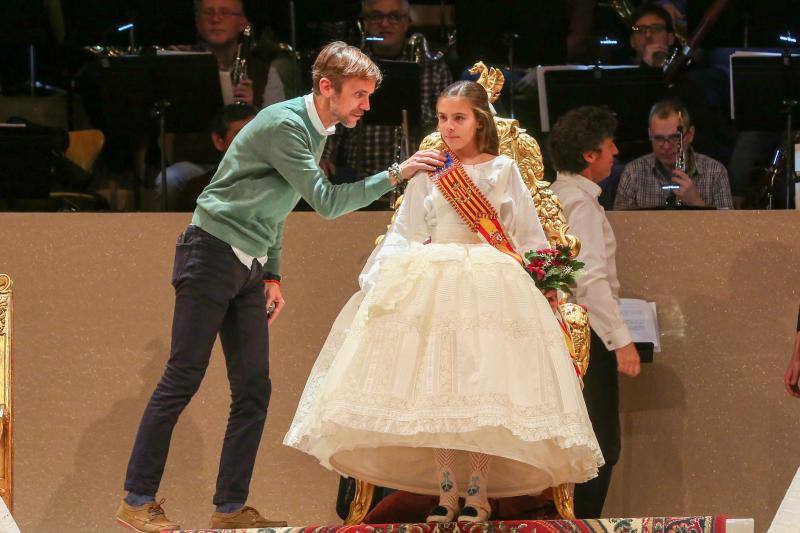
left=0, top=275, right=14, bottom=512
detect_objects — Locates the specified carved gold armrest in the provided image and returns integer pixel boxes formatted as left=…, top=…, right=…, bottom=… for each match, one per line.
left=558, top=302, right=590, bottom=377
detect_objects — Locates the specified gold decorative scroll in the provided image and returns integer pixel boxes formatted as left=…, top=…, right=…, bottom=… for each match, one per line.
left=0, top=274, right=13, bottom=512
left=558, top=302, right=591, bottom=377
left=553, top=483, right=576, bottom=520
left=343, top=479, right=375, bottom=525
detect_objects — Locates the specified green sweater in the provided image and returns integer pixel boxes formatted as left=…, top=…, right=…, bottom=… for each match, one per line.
left=192, top=96, right=393, bottom=275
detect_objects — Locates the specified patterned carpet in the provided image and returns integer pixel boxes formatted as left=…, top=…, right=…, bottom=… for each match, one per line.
left=176, top=516, right=727, bottom=533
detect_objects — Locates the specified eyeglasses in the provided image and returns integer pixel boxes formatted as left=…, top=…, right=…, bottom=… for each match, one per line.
left=363, top=11, right=408, bottom=24
left=649, top=133, right=683, bottom=145
left=199, top=8, right=243, bottom=19
left=631, top=23, right=668, bottom=35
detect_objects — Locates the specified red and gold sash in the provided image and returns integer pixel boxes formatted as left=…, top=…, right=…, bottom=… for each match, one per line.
left=429, top=150, right=523, bottom=266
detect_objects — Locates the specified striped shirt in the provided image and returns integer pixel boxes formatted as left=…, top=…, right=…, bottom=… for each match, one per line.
left=614, top=150, right=734, bottom=210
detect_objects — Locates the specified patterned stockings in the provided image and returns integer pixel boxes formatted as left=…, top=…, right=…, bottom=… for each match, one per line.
left=433, top=449, right=492, bottom=511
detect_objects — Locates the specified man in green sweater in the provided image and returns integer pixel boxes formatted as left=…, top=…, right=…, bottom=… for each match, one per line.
left=118, top=41, right=445, bottom=532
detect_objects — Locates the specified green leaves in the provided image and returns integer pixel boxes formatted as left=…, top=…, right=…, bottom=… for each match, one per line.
left=523, top=246, right=584, bottom=295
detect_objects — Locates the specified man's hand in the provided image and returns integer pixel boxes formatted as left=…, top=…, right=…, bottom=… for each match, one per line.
left=672, top=169, right=705, bottom=206
left=264, top=282, right=285, bottom=326
left=642, top=43, right=670, bottom=67
left=398, top=149, right=447, bottom=181
left=615, top=342, right=641, bottom=377
left=319, top=158, right=336, bottom=179
left=233, top=78, right=255, bottom=107
left=660, top=1, right=685, bottom=23
left=785, top=333, right=800, bottom=397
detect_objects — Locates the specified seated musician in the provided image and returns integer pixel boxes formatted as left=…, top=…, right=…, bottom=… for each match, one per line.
left=157, top=103, right=257, bottom=211
left=156, top=0, right=288, bottom=209
left=320, top=0, right=452, bottom=184
left=614, top=100, right=733, bottom=210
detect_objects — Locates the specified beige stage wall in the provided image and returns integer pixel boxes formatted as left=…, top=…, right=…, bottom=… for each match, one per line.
left=0, top=211, right=798, bottom=532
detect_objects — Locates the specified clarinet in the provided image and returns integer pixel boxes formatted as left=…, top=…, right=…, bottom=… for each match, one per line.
left=671, top=112, right=687, bottom=206
left=664, top=111, right=686, bottom=207
left=231, top=25, right=252, bottom=101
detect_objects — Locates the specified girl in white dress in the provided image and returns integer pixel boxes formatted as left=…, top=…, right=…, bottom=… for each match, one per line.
left=284, top=81, right=602, bottom=523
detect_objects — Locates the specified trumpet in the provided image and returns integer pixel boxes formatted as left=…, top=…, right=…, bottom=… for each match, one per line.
left=231, top=25, right=252, bottom=91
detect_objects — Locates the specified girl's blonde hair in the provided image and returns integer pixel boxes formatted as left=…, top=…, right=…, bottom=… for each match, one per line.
left=437, top=81, right=499, bottom=155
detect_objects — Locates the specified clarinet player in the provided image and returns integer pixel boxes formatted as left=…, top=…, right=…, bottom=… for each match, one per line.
left=614, top=100, right=733, bottom=210
left=155, top=0, right=287, bottom=210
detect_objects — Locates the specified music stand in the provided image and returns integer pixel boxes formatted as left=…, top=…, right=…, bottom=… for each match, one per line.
left=536, top=65, right=666, bottom=144
left=95, top=51, right=223, bottom=210
left=730, top=52, right=800, bottom=129
left=364, top=59, right=422, bottom=131
left=731, top=51, right=800, bottom=208
left=0, top=123, right=65, bottom=207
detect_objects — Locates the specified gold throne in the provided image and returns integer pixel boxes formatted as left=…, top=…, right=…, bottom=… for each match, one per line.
left=346, top=62, right=591, bottom=524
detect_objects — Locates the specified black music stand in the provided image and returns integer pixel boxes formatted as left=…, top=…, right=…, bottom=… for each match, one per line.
left=0, top=122, right=65, bottom=207
left=536, top=65, right=666, bottom=144
left=364, top=59, right=421, bottom=131
left=95, top=52, right=223, bottom=210
left=731, top=51, right=800, bottom=208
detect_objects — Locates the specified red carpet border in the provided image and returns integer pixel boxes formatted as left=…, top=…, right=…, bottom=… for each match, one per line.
left=175, top=516, right=726, bottom=533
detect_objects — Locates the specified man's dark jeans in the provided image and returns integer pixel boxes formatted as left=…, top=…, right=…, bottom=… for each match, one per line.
left=124, top=225, right=271, bottom=505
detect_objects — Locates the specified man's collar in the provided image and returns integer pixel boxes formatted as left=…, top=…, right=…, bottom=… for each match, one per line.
left=304, top=93, right=336, bottom=136
left=556, top=171, right=602, bottom=198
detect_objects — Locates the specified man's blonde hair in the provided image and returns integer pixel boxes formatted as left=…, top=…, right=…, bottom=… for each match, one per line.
left=312, top=41, right=382, bottom=94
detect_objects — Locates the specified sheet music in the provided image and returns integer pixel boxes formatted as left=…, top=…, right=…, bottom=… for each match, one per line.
left=769, top=466, right=800, bottom=532
left=619, top=298, right=661, bottom=352
left=0, top=497, right=20, bottom=533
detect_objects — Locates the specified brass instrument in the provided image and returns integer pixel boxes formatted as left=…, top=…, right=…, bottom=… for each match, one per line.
left=231, top=24, right=252, bottom=90
left=403, top=32, right=444, bottom=62
left=83, top=45, right=130, bottom=57
left=600, top=0, right=636, bottom=25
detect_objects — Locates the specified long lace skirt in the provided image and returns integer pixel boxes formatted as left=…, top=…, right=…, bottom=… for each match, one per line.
left=284, top=242, right=603, bottom=497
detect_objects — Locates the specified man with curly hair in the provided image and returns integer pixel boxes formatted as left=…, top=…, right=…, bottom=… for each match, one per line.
left=548, top=106, right=640, bottom=518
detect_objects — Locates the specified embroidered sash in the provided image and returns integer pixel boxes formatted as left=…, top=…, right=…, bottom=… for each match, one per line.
left=429, top=150, right=523, bottom=266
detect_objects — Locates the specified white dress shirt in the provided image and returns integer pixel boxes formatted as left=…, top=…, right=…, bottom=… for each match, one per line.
left=549, top=171, right=633, bottom=350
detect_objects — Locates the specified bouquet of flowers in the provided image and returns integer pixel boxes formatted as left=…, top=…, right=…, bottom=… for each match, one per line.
left=524, top=246, right=585, bottom=295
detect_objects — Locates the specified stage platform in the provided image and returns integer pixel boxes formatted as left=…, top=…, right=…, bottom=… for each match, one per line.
left=0, top=211, right=797, bottom=531
left=172, top=517, right=753, bottom=533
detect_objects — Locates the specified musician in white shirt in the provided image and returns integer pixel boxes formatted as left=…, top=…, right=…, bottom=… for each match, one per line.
left=548, top=105, right=640, bottom=518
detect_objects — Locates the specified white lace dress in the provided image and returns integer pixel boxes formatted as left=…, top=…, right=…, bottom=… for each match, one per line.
left=284, top=155, right=603, bottom=497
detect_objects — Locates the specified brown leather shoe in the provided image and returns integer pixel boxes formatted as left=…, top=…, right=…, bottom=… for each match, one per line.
left=209, top=505, right=287, bottom=529
left=116, top=499, right=180, bottom=532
